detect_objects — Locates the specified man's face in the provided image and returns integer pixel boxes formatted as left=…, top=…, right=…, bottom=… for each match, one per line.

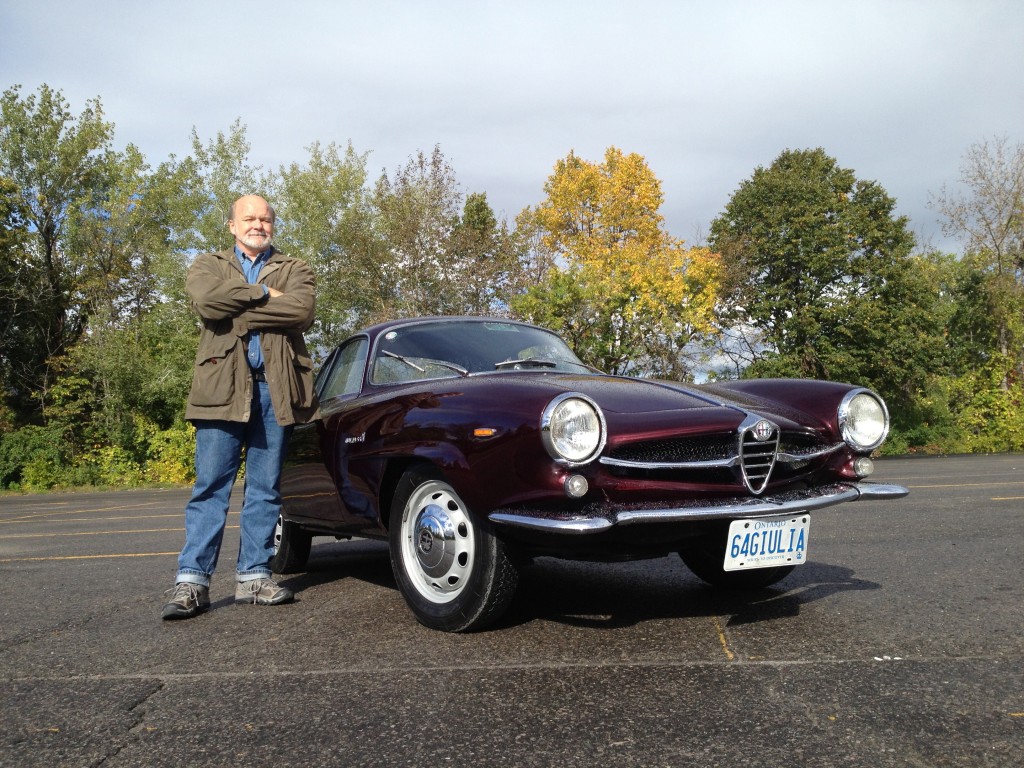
left=229, top=196, right=274, bottom=255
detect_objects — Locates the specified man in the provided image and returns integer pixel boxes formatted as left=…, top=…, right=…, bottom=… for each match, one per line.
left=162, top=194, right=319, bottom=620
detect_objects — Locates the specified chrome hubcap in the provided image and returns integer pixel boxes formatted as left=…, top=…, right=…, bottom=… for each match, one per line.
left=401, top=480, right=475, bottom=603
left=414, top=504, right=455, bottom=577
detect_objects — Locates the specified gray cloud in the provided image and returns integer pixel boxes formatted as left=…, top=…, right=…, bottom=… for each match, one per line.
left=2, top=0, right=1021, bottom=252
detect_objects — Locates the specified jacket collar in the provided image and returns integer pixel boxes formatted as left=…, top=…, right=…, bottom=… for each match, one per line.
left=217, top=245, right=284, bottom=274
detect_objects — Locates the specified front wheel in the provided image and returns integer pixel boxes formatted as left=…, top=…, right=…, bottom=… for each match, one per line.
left=679, top=527, right=794, bottom=590
left=389, top=465, right=518, bottom=632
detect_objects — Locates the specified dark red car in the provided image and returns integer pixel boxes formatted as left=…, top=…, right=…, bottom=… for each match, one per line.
left=274, top=317, right=908, bottom=631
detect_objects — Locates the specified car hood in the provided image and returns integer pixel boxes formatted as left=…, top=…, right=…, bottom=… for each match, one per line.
left=495, top=372, right=824, bottom=434
left=549, top=374, right=722, bottom=413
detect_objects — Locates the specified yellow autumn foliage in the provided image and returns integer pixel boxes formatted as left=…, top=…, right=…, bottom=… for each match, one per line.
left=525, top=147, right=722, bottom=373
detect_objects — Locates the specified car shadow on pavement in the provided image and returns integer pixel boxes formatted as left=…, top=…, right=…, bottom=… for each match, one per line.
left=499, top=557, right=881, bottom=631
left=266, top=539, right=881, bottom=632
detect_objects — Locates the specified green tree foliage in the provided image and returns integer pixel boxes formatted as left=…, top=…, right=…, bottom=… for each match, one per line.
left=273, top=140, right=375, bottom=350
left=709, top=148, right=944, bottom=425
left=924, top=137, right=1024, bottom=453
left=0, top=175, right=31, bottom=427
left=449, top=191, right=527, bottom=317
left=0, top=84, right=114, bottom=416
left=6, top=80, right=1024, bottom=485
left=179, top=119, right=265, bottom=253
left=513, top=147, right=721, bottom=377
left=933, top=136, right=1024, bottom=384
left=365, top=146, right=524, bottom=323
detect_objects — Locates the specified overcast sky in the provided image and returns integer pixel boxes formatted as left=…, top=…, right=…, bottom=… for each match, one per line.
left=2, top=1, right=1021, bottom=253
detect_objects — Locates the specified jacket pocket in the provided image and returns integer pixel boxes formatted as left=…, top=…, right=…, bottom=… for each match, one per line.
left=189, top=335, right=238, bottom=407
left=286, top=340, right=317, bottom=410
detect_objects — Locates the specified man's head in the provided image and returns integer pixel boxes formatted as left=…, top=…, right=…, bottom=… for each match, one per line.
left=228, top=195, right=275, bottom=258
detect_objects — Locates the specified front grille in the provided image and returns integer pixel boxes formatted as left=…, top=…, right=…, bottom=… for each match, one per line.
left=600, top=415, right=834, bottom=495
left=608, top=435, right=733, bottom=464
left=739, top=421, right=779, bottom=494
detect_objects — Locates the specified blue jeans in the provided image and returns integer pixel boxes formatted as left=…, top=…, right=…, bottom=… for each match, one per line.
left=175, top=381, right=292, bottom=586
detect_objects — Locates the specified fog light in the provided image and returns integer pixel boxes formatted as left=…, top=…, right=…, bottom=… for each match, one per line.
left=564, top=474, right=589, bottom=498
left=854, top=457, right=874, bottom=477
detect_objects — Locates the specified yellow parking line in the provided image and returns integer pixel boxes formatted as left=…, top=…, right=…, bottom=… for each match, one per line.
left=13, top=514, right=183, bottom=523
left=0, top=503, right=172, bottom=523
left=905, top=481, right=1024, bottom=489
left=0, top=552, right=180, bottom=562
left=6, top=528, right=186, bottom=536
left=0, top=512, right=239, bottom=526
left=712, top=616, right=735, bottom=662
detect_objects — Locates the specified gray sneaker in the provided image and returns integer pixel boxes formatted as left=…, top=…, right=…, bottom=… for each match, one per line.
left=161, top=582, right=210, bottom=620
left=235, top=577, right=294, bottom=606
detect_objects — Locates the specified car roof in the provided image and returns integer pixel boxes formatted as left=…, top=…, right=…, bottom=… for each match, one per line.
left=358, top=316, right=544, bottom=343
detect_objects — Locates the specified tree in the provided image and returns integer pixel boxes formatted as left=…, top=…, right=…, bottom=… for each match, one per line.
left=513, top=147, right=720, bottom=377
left=0, top=84, right=114, bottom=418
left=362, top=146, right=525, bottom=324
left=0, top=176, right=31, bottom=426
left=447, top=192, right=526, bottom=317
left=708, top=148, right=936, bottom=403
left=273, top=141, right=375, bottom=350
left=932, top=136, right=1024, bottom=386
left=371, top=146, right=464, bottom=318
left=66, top=144, right=201, bottom=446
left=171, top=119, right=265, bottom=254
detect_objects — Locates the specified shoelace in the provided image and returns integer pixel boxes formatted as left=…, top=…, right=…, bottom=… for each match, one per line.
left=240, top=578, right=269, bottom=603
left=166, top=582, right=203, bottom=604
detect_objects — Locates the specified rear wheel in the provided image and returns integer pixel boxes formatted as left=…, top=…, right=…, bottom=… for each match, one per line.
left=679, top=527, right=794, bottom=589
left=270, top=514, right=312, bottom=573
left=389, top=465, right=518, bottom=632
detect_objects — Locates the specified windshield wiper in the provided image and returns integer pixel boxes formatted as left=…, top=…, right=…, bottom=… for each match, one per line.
left=431, top=360, right=469, bottom=377
left=495, top=357, right=558, bottom=369
left=495, top=357, right=604, bottom=373
left=381, top=350, right=425, bottom=372
left=382, top=350, right=469, bottom=377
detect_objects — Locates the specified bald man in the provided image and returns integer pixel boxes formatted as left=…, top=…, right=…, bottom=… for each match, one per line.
left=162, top=195, right=320, bottom=619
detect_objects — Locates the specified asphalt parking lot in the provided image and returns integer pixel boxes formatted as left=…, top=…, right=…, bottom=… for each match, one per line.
left=1, top=454, right=1021, bottom=767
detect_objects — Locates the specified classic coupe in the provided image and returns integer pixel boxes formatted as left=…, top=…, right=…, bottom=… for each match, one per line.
left=274, top=316, right=908, bottom=631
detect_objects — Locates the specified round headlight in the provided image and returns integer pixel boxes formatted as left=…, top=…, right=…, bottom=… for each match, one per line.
left=839, top=389, right=890, bottom=451
left=541, top=393, right=606, bottom=465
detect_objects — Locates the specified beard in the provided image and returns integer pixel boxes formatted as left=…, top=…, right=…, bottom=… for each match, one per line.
left=239, top=232, right=272, bottom=251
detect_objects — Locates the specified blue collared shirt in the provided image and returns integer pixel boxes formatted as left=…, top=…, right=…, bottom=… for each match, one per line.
left=234, top=246, right=271, bottom=371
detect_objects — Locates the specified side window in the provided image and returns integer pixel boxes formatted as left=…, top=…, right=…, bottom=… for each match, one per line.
left=318, top=337, right=369, bottom=401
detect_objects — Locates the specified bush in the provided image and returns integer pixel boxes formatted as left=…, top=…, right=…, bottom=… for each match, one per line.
left=144, top=420, right=195, bottom=485
left=0, top=425, right=66, bottom=489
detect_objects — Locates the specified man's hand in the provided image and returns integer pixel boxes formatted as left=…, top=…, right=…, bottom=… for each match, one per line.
left=266, top=287, right=284, bottom=298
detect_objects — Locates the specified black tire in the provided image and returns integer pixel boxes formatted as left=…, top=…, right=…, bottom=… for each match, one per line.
left=679, top=527, right=795, bottom=590
left=270, top=514, right=312, bottom=573
left=389, top=465, right=518, bottom=632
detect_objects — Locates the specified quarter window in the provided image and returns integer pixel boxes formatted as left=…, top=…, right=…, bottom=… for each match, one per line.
left=318, top=337, right=368, bottom=400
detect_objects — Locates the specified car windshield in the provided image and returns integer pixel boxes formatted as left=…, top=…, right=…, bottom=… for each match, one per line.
left=370, top=320, right=595, bottom=384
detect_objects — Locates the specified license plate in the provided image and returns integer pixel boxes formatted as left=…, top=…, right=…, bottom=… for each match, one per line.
left=723, top=514, right=809, bottom=571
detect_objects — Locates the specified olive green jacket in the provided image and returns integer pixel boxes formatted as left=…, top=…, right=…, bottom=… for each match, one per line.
left=184, top=248, right=320, bottom=426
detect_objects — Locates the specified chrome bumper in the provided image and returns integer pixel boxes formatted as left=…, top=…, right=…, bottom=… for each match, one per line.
left=489, top=482, right=909, bottom=534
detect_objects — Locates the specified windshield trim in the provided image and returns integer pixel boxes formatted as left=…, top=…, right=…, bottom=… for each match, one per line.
left=365, top=318, right=593, bottom=387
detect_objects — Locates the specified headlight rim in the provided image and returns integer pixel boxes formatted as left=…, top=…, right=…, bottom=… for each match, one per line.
left=838, top=388, right=890, bottom=452
left=540, top=392, right=607, bottom=466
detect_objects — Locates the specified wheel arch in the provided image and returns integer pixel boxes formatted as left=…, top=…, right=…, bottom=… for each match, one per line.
left=377, top=443, right=469, bottom=532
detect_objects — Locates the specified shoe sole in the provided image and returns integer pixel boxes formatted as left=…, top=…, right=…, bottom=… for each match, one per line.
left=234, top=595, right=294, bottom=606
left=161, top=604, right=210, bottom=620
